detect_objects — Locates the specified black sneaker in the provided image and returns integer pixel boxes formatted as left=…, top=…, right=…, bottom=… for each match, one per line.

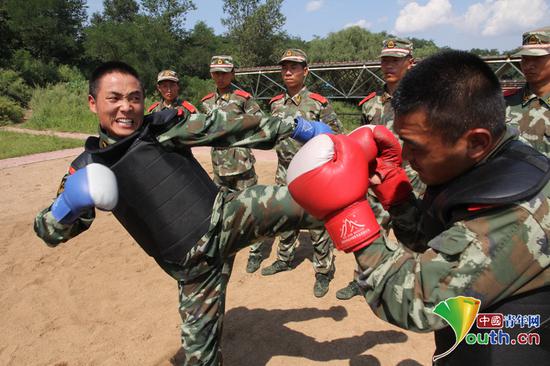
left=335, top=281, right=361, bottom=300
left=261, top=260, right=291, bottom=276
left=313, top=273, right=331, bottom=298
left=246, top=255, right=263, bottom=273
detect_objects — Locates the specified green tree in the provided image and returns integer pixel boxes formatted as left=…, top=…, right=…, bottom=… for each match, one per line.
left=98, top=0, right=140, bottom=22
left=0, top=4, right=15, bottom=66
left=179, top=21, right=228, bottom=79
left=5, top=0, right=87, bottom=64
left=469, top=48, right=501, bottom=57
left=222, top=0, right=286, bottom=66
left=84, top=16, right=181, bottom=93
left=141, top=0, right=196, bottom=36
left=307, top=27, right=389, bottom=63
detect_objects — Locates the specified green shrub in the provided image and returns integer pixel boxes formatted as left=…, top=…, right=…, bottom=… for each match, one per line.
left=0, top=68, right=32, bottom=106
left=57, top=64, right=86, bottom=84
left=332, top=100, right=362, bottom=132
left=0, top=95, right=24, bottom=125
left=180, top=76, right=215, bottom=106
left=27, top=80, right=97, bottom=133
left=11, top=49, right=60, bottom=86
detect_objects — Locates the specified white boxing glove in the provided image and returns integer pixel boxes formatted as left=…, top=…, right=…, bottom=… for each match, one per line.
left=51, top=163, right=118, bottom=224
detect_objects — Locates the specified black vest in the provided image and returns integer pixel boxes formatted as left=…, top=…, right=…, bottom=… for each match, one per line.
left=423, top=140, right=550, bottom=365
left=71, top=122, right=219, bottom=264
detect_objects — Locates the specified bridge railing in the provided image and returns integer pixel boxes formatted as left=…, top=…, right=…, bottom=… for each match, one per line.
left=232, top=56, right=525, bottom=101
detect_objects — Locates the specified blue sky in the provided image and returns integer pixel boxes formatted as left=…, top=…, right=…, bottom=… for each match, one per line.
left=87, top=0, right=549, bottom=52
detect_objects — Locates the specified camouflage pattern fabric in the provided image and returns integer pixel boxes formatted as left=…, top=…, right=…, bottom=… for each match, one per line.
left=176, top=185, right=320, bottom=365
left=506, top=84, right=550, bottom=157
left=270, top=86, right=343, bottom=274
left=148, top=97, right=189, bottom=113
left=200, top=87, right=264, bottom=258
left=353, top=130, right=550, bottom=333
left=34, top=108, right=306, bottom=365
left=199, top=87, right=261, bottom=178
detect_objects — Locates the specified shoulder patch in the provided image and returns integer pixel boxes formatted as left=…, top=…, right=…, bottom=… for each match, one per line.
left=234, top=89, right=251, bottom=99
left=147, top=101, right=160, bottom=113
left=181, top=100, right=197, bottom=114
left=358, top=92, right=377, bottom=106
left=201, top=92, right=215, bottom=102
left=309, top=92, right=328, bottom=104
left=269, top=94, right=284, bottom=104
left=503, top=88, right=520, bottom=98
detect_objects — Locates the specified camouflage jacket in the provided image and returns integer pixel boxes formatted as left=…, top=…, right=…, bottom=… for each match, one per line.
left=505, top=84, right=550, bottom=157
left=200, top=87, right=262, bottom=176
left=147, top=98, right=197, bottom=114
left=270, top=86, right=343, bottom=172
left=34, top=109, right=296, bottom=248
left=354, top=128, right=550, bottom=332
left=359, top=85, right=394, bottom=128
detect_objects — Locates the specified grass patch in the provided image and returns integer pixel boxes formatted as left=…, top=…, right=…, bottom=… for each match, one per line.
left=26, top=81, right=98, bottom=134
left=0, top=130, right=83, bottom=159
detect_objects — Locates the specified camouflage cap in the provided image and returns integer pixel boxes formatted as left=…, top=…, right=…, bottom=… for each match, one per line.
left=157, top=70, right=179, bottom=83
left=513, top=27, right=550, bottom=57
left=278, top=49, right=308, bottom=65
left=379, top=38, right=413, bottom=58
left=210, top=55, right=234, bottom=73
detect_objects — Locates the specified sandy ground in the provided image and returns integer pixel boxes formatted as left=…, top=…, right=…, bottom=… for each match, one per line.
left=0, top=146, right=434, bottom=366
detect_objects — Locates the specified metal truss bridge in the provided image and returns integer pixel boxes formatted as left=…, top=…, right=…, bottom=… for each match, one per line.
left=233, top=55, right=525, bottom=102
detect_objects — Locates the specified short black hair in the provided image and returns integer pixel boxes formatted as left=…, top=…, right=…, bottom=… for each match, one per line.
left=392, top=50, right=506, bottom=144
left=89, top=61, right=143, bottom=98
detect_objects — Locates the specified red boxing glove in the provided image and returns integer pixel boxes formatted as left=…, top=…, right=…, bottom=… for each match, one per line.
left=287, top=134, right=380, bottom=252
left=368, top=125, right=413, bottom=209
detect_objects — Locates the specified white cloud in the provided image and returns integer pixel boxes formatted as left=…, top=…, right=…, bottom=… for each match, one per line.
left=306, top=0, right=324, bottom=12
left=394, top=0, right=453, bottom=33
left=393, top=0, right=550, bottom=37
left=463, top=0, right=549, bottom=36
left=344, top=19, right=373, bottom=29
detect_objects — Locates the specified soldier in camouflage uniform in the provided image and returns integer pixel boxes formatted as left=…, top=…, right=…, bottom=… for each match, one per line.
left=506, top=27, right=550, bottom=157
left=147, top=69, right=197, bottom=114
left=337, top=38, right=426, bottom=301
left=300, top=51, right=550, bottom=364
left=34, top=61, right=331, bottom=366
left=261, top=49, right=343, bottom=298
left=200, top=55, right=265, bottom=274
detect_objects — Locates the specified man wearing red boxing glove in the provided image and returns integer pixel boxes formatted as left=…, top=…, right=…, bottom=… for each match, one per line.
left=289, top=50, right=550, bottom=365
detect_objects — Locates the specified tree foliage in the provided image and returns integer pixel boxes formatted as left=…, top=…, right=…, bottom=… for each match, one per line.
left=222, top=0, right=286, bottom=66
left=4, top=0, right=86, bottom=64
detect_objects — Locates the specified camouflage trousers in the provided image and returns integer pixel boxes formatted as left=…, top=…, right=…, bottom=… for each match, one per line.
left=175, top=185, right=320, bottom=365
left=274, top=167, right=335, bottom=275
left=213, top=169, right=264, bottom=259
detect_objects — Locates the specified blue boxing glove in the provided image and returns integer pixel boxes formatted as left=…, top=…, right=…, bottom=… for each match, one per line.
left=291, top=116, right=333, bottom=143
left=51, top=163, right=118, bottom=224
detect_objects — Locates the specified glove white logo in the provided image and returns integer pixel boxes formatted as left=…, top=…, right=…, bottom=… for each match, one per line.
left=340, top=218, right=369, bottom=244
left=301, top=123, right=313, bottom=132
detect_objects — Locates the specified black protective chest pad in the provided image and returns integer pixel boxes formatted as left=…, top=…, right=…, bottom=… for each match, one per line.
left=73, top=119, right=219, bottom=264
left=421, top=139, right=550, bottom=241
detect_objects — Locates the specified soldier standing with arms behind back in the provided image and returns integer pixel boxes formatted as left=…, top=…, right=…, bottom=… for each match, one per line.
left=506, top=26, right=550, bottom=156
left=261, top=48, right=344, bottom=298
left=147, top=69, right=197, bottom=115
left=200, top=55, right=266, bottom=273
left=336, top=38, right=425, bottom=301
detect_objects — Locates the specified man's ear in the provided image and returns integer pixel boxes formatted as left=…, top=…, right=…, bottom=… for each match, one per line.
left=88, top=95, right=97, bottom=114
left=465, top=128, right=493, bottom=160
